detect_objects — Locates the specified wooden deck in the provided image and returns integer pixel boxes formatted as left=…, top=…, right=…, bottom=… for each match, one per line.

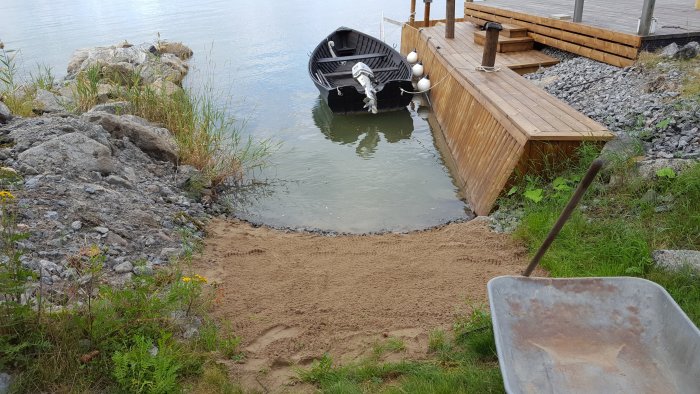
left=467, top=0, right=700, bottom=38
left=401, top=22, right=613, bottom=215
left=465, top=0, right=700, bottom=67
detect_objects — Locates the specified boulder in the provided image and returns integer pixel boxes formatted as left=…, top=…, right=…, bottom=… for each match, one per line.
left=67, top=43, right=189, bottom=85
left=675, top=41, right=700, bottom=60
left=0, top=100, right=12, bottom=123
left=6, top=116, right=111, bottom=153
left=113, top=261, right=134, bottom=274
left=96, top=83, right=113, bottom=104
left=601, top=133, right=641, bottom=162
left=0, top=372, right=11, bottom=394
left=33, top=89, right=64, bottom=113
left=149, top=79, right=182, bottom=96
left=82, top=112, right=178, bottom=163
left=637, top=158, right=696, bottom=179
left=660, top=42, right=679, bottom=59
left=653, top=250, right=700, bottom=272
left=88, top=101, right=130, bottom=115
left=157, top=41, right=193, bottom=60
left=17, top=132, right=115, bottom=175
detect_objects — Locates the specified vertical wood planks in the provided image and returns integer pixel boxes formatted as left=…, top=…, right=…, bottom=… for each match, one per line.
left=400, top=22, right=611, bottom=216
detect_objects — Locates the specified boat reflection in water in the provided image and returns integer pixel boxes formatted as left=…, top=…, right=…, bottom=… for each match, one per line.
left=312, top=98, right=414, bottom=158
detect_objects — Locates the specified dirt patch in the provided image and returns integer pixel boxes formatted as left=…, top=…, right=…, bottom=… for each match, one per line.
left=194, top=218, right=531, bottom=392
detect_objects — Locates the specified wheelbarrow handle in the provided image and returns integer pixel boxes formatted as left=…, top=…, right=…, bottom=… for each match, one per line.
left=523, top=158, right=605, bottom=277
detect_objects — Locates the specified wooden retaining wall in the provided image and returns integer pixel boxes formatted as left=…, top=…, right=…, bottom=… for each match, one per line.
left=401, top=23, right=612, bottom=215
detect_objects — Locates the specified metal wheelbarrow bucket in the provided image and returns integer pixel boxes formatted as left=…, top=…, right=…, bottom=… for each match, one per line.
left=488, top=276, right=700, bottom=394
left=487, top=160, right=700, bottom=393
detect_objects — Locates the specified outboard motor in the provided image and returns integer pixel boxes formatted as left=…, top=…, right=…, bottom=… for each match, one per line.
left=352, top=62, right=378, bottom=114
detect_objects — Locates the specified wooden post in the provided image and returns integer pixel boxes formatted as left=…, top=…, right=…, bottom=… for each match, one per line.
left=410, top=0, right=416, bottom=25
left=481, top=22, right=502, bottom=69
left=637, top=0, right=656, bottom=36
left=446, top=0, right=456, bottom=38
left=424, top=0, right=431, bottom=28
left=573, top=0, right=585, bottom=23
left=696, top=0, right=700, bottom=9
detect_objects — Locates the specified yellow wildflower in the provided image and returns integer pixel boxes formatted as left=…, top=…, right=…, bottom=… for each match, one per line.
left=0, top=191, right=15, bottom=202
left=182, top=276, right=192, bottom=283
left=194, top=274, right=207, bottom=283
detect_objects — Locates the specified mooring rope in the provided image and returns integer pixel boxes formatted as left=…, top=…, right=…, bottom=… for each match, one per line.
left=475, top=65, right=502, bottom=73
left=399, top=73, right=450, bottom=95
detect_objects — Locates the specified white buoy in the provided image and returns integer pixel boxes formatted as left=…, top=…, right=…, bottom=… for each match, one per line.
left=412, top=62, right=424, bottom=78
left=407, top=49, right=418, bottom=64
left=417, top=74, right=431, bottom=92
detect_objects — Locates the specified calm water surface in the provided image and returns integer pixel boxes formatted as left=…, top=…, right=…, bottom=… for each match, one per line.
left=1, top=0, right=470, bottom=233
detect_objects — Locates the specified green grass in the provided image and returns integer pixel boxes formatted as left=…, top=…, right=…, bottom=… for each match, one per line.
left=0, top=196, right=243, bottom=393
left=117, top=79, right=273, bottom=186
left=513, top=148, right=700, bottom=324
left=298, top=307, right=503, bottom=394
left=636, top=50, right=700, bottom=101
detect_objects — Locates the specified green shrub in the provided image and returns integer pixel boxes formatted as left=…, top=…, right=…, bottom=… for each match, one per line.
left=112, top=335, right=181, bottom=394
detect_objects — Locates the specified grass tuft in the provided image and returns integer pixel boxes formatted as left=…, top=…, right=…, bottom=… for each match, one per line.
left=299, top=305, right=503, bottom=393
left=513, top=144, right=700, bottom=324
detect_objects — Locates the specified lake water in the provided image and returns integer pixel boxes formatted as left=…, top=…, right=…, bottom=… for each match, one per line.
left=1, top=0, right=470, bottom=233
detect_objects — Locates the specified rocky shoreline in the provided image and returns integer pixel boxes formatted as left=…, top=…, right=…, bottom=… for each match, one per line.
left=0, top=41, right=216, bottom=306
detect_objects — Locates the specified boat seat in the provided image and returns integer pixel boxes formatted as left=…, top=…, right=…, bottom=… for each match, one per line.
left=322, top=66, right=399, bottom=78
left=316, top=53, right=387, bottom=64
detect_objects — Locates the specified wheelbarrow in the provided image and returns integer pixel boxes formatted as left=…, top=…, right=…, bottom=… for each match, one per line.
left=488, top=159, right=700, bottom=394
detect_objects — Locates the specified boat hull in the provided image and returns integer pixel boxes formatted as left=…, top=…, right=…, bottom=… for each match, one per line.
left=309, top=27, right=414, bottom=115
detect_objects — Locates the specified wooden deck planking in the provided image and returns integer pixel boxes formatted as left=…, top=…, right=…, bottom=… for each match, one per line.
left=465, top=0, right=700, bottom=37
left=401, top=22, right=612, bottom=215
left=430, top=23, right=610, bottom=137
left=464, top=5, right=639, bottom=67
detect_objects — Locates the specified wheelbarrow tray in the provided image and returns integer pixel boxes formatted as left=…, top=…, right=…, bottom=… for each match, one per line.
left=488, top=276, right=700, bottom=394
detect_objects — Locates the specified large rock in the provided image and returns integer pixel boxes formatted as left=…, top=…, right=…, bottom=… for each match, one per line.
left=67, top=43, right=189, bottom=85
left=17, top=132, right=115, bottom=175
left=0, top=372, right=11, bottom=394
left=83, top=112, right=178, bottom=163
left=637, top=158, right=696, bottom=179
left=157, top=41, right=193, bottom=60
left=660, top=42, right=679, bottom=59
left=88, top=101, right=130, bottom=115
left=5, top=116, right=111, bottom=153
left=676, top=41, right=700, bottom=60
left=653, top=250, right=700, bottom=272
left=601, top=133, right=641, bottom=161
left=33, top=89, right=65, bottom=113
left=0, top=100, right=11, bottom=123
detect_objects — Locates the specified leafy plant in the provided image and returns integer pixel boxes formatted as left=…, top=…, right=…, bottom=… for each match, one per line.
left=552, top=176, right=573, bottom=192
left=656, top=167, right=677, bottom=179
left=523, top=188, right=544, bottom=203
left=655, top=118, right=671, bottom=129
left=112, top=335, right=181, bottom=394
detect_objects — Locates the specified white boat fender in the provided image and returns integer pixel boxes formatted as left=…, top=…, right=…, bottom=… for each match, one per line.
left=407, top=49, right=418, bottom=64
left=417, top=74, right=431, bottom=92
left=412, top=61, right=424, bottom=78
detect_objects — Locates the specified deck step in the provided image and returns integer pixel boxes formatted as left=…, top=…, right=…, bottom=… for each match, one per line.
left=473, top=30, right=534, bottom=53
left=465, top=15, right=529, bottom=38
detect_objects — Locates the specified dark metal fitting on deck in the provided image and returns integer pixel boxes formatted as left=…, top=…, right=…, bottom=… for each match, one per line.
left=484, top=22, right=503, bottom=31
